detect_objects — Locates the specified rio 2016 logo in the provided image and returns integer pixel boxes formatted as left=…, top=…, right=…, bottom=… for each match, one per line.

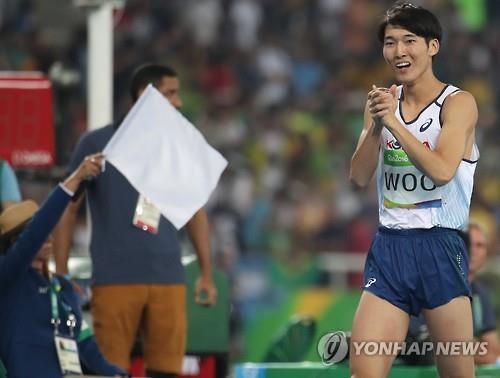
left=317, top=331, right=350, bottom=365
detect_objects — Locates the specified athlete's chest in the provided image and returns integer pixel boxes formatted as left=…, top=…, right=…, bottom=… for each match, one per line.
left=382, top=102, right=442, bottom=151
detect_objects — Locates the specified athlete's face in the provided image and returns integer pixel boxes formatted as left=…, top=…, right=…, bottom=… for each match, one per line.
left=382, top=25, right=439, bottom=84
left=468, top=226, right=488, bottom=279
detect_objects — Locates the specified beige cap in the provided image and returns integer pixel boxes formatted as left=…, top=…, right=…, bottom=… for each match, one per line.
left=0, top=200, right=39, bottom=240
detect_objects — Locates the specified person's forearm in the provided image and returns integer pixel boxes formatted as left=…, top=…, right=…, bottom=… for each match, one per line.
left=186, top=209, right=213, bottom=278
left=53, top=199, right=81, bottom=274
left=350, top=122, right=382, bottom=188
left=0, top=186, right=72, bottom=286
left=384, top=118, right=457, bottom=186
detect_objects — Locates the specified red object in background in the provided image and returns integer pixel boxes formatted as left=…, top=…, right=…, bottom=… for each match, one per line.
left=129, top=357, right=145, bottom=377
left=0, top=72, right=55, bottom=168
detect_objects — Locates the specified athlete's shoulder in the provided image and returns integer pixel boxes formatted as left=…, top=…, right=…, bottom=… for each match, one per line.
left=448, top=89, right=475, bottom=102
left=442, top=88, right=478, bottom=120
left=443, top=84, right=476, bottom=106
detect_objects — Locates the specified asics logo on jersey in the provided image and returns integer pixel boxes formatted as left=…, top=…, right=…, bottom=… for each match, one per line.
left=365, top=278, right=377, bottom=288
left=419, top=118, right=433, bottom=132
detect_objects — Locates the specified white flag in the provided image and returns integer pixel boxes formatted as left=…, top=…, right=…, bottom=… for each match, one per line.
left=103, top=84, right=228, bottom=229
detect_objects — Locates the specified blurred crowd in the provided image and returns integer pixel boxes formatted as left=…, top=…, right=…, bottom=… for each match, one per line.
left=1, top=0, right=499, bottom=294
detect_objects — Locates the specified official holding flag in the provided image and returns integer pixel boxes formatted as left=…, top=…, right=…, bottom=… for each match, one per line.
left=54, top=63, right=227, bottom=378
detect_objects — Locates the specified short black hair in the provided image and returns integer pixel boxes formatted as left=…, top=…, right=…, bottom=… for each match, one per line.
left=377, top=2, right=442, bottom=44
left=130, top=63, right=177, bottom=102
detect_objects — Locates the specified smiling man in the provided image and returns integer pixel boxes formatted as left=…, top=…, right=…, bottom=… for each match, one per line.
left=349, top=3, right=479, bottom=377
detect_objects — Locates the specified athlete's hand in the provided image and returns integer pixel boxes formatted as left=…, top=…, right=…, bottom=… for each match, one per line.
left=368, top=84, right=398, bottom=126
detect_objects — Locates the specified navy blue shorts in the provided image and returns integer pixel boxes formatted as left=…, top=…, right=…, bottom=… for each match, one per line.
left=363, top=227, right=471, bottom=316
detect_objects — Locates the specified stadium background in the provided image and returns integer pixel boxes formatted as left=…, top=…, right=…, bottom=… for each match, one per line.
left=1, top=0, right=499, bottom=372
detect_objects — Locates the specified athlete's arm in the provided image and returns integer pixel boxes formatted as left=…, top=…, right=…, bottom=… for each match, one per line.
left=349, top=95, right=384, bottom=188
left=371, top=89, right=477, bottom=186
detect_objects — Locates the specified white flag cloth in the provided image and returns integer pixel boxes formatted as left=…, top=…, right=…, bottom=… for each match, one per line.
left=103, top=84, right=228, bottom=229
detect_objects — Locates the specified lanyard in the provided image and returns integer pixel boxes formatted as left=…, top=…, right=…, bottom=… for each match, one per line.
left=49, top=275, right=77, bottom=337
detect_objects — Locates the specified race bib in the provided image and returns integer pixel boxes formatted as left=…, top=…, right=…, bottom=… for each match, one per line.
left=383, top=149, right=442, bottom=209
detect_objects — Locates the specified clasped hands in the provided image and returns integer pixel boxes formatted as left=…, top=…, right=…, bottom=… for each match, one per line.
left=368, top=84, right=398, bottom=129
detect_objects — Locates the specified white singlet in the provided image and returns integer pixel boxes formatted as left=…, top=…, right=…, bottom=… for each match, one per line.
left=377, top=84, right=479, bottom=230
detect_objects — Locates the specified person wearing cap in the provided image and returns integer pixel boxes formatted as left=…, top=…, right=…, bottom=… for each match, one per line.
left=0, top=153, right=126, bottom=378
left=467, top=223, right=500, bottom=365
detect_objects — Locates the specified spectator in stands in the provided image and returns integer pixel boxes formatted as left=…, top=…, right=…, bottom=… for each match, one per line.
left=465, top=222, right=499, bottom=364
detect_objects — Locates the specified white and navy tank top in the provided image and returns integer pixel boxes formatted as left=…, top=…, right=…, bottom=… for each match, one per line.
left=377, top=84, right=479, bottom=230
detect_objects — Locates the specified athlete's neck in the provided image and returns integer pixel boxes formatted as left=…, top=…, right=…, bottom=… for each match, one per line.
left=402, top=75, right=444, bottom=107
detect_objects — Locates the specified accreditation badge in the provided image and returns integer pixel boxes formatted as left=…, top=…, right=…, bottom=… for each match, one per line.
left=54, top=335, right=82, bottom=375
left=133, top=194, right=161, bottom=234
